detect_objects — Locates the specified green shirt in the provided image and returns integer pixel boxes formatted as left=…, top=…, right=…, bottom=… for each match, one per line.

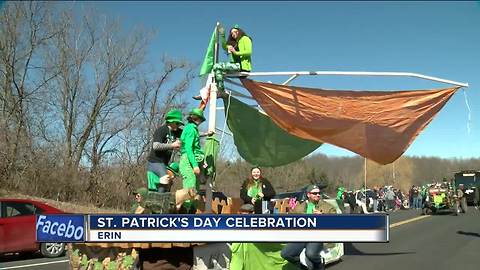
left=221, top=35, right=252, bottom=71
left=130, top=201, right=147, bottom=214
left=306, top=202, right=316, bottom=214
left=180, top=122, right=204, bottom=168
left=247, top=180, right=262, bottom=199
left=130, top=202, right=139, bottom=213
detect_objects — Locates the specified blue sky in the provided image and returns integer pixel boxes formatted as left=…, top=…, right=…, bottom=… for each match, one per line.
left=73, top=1, right=479, bottom=159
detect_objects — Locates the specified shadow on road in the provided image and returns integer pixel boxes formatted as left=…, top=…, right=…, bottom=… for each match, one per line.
left=344, top=243, right=415, bottom=256
left=457, top=230, right=480, bottom=238
left=0, top=252, right=43, bottom=263
left=422, top=211, right=457, bottom=216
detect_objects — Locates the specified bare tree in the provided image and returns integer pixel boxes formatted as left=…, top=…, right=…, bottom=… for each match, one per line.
left=46, top=11, right=147, bottom=170
left=0, top=2, right=57, bottom=187
left=133, top=57, right=194, bottom=164
left=0, top=2, right=195, bottom=206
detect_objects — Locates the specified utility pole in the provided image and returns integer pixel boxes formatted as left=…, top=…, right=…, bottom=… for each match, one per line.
left=205, top=22, right=220, bottom=213
left=364, top=158, right=367, bottom=190
left=392, top=162, right=396, bottom=186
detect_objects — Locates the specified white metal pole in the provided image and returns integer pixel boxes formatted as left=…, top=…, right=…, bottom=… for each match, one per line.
left=225, top=70, right=468, bottom=87
left=208, top=22, right=220, bottom=134
left=282, top=74, right=299, bottom=85
left=393, top=162, right=396, bottom=186
left=205, top=22, right=220, bottom=214
left=208, top=83, right=218, bottom=132
left=364, top=158, right=367, bottom=191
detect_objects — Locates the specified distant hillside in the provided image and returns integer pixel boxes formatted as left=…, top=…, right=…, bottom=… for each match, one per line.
left=214, top=155, right=480, bottom=197
left=2, top=155, right=479, bottom=209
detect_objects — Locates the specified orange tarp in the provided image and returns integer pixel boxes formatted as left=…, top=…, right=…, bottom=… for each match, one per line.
left=241, top=79, right=459, bottom=164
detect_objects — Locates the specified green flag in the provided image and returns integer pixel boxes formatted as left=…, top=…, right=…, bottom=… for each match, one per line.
left=223, top=96, right=322, bottom=167
left=204, top=136, right=220, bottom=176
left=199, top=28, right=217, bottom=76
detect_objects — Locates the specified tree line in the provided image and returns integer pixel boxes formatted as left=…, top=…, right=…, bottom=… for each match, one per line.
left=213, top=154, right=480, bottom=199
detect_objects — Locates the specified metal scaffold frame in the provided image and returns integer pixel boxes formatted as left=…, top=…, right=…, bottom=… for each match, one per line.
left=205, top=22, right=469, bottom=213
left=225, top=71, right=469, bottom=87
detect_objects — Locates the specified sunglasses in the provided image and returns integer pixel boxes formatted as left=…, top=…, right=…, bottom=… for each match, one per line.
left=309, top=192, right=321, bottom=195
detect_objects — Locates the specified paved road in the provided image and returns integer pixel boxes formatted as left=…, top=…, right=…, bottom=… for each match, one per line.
left=329, top=207, right=480, bottom=270
left=0, top=255, right=67, bottom=270
left=1, top=208, right=478, bottom=270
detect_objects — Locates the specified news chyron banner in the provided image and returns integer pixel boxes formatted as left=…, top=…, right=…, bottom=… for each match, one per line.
left=37, top=214, right=389, bottom=243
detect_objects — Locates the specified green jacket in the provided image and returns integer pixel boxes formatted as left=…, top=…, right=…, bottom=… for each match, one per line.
left=180, top=122, right=204, bottom=168
left=221, top=35, right=252, bottom=71
left=130, top=202, right=149, bottom=214
left=130, top=202, right=140, bottom=213
left=291, top=200, right=336, bottom=214
left=421, top=186, right=428, bottom=197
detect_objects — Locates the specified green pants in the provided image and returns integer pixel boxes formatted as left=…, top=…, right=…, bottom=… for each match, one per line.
left=179, top=153, right=202, bottom=191
left=213, top=62, right=241, bottom=90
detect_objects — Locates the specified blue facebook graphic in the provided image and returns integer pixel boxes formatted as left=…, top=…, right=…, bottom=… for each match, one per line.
left=36, top=214, right=85, bottom=242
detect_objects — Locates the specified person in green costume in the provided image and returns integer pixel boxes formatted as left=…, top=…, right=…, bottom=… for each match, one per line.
left=146, top=109, right=183, bottom=193
left=147, top=162, right=180, bottom=192
left=420, top=184, right=429, bottom=209
left=179, top=108, right=207, bottom=191
left=215, top=24, right=253, bottom=91
left=281, top=185, right=336, bottom=270
left=193, top=24, right=253, bottom=102
left=336, top=186, right=346, bottom=213
left=130, top=187, right=149, bottom=214
left=240, top=166, right=276, bottom=214
left=220, top=24, right=252, bottom=72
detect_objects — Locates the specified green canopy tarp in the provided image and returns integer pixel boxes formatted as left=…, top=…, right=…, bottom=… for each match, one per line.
left=223, top=96, right=321, bottom=167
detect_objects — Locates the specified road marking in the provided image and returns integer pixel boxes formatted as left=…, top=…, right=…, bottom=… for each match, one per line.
left=390, top=215, right=430, bottom=228
left=0, top=259, right=68, bottom=270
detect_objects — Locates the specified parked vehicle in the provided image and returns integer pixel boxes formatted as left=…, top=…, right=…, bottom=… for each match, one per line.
left=454, top=170, right=480, bottom=205
left=421, top=185, right=458, bottom=215
left=0, top=198, right=66, bottom=258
